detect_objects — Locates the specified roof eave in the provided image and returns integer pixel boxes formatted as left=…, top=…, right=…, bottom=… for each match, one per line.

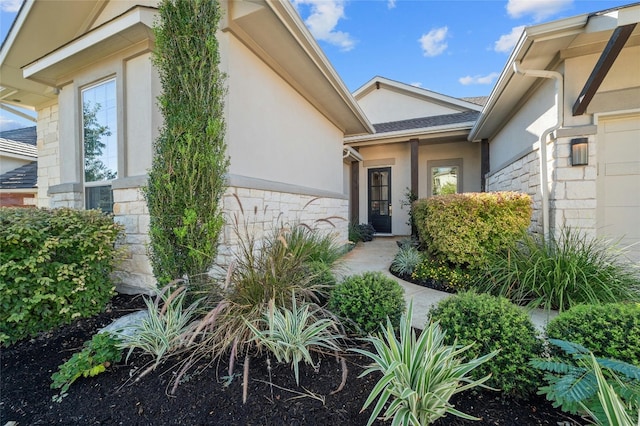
left=345, top=121, right=475, bottom=146
left=469, top=14, right=589, bottom=141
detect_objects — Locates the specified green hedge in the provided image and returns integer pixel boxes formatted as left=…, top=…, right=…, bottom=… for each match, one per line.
left=546, top=303, right=640, bottom=366
left=413, top=192, right=532, bottom=269
left=428, top=292, right=543, bottom=398
left=329, top=272, right=405, bottom=334
left=0, top=208, right=123, bottom=346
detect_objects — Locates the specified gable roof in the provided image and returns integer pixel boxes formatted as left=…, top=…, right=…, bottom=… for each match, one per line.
left=470, top=3, right=640, bottom=141
left=1, top=1, right=373, bottom=137
left=354, top=76, right=483, bottom=112
left=0, top=126, right=36, bottom=145
left=0, top=160, right=37, bottom=189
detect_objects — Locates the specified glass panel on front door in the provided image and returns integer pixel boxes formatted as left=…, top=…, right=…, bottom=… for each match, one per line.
left=368, top=167, right=391, bottom=233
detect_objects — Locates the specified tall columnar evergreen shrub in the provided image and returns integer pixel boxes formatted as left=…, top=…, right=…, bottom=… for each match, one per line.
left=145, top=0, right=229, bottom=286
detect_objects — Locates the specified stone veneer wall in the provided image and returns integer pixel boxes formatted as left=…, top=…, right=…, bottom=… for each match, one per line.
left=486, top=148, right=543, bottom=235
left=551, top=136, right=597, bottom=238
left=36, top=104, right=60, bottom=207
left=74, top=184, right=348, bottom=294
left=215, top=186, right=349, bottom=270
left=486, top=134, right=597, bottom=239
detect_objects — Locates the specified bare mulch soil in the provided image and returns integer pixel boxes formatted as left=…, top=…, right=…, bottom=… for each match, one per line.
left=1, top=294, right=583, bottom=425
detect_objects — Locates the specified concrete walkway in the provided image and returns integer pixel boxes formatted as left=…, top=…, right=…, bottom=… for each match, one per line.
left=338, top=236, right=557, bottom=331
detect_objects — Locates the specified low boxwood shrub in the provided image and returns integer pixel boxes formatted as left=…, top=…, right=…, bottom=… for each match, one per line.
left=0, top=207, right=124, bottom=346
left=428, top=291, right=543, bottom=398
left=545, top=303, right=640, bottom=366
left=413, top=192, right=531, bottom=270
left=328, top=272, right=405, bottom=335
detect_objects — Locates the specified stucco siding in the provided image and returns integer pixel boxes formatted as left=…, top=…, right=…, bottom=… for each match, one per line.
left=356, top=141, right=481, bottom=235
left=222, top=34, right=344, bottom=195
left=124, top=52, right=158, bottom=176
left=489, top=78, right=557, bottom=170
left=357, top=87, right=463, bottom=123
left=90, top=0, right=158, bottom=29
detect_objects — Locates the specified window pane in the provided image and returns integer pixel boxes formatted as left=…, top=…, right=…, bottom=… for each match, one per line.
left=432, top=166, right=458, bottom=196
left=83, top=80, right=117, bottom=183
left=86, top=186, right=113, bottom=213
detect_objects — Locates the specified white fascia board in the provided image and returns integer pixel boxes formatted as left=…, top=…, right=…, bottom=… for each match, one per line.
left=0, top=0, right=34, bottom=65
left=344, top=121, right=475, bottom=145
left=469, top=14, right=589, bottom=141
left=23, top=7, right=155, bottom=81
left=354, top=76, right=483, bottom=112
left=266, top=1, right=374, bottom=135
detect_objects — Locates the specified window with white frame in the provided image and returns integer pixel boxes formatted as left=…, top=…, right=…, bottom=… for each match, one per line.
left=427, top=158, right=462, bottom=196
left=82, top=79, right=117, bottom=213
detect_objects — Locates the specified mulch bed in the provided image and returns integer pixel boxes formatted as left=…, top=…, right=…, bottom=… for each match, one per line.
left=1, top=294, right=584, bottom=425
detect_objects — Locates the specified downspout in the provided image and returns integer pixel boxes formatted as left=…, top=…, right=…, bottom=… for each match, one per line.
left=512, top=61, right=563, bottom=241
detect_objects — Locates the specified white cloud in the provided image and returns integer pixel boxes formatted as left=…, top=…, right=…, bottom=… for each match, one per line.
left=387, top=0, right=396, bottom=9
left=506, top=0, right=572, bottom=22
left=494, top=25, right=525, bottom=53
left=0, top=0, right=22, bottom=13
left=418, top=26, right=448, bottom=57
left=410, top=82, right=423, bottom=88
left=292, top=0, right=355, bottom=51
left=459, top=72, right=500, bottom=86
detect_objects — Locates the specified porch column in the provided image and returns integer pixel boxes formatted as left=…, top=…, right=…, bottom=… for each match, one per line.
left=350, top=161, right=359, bottom=223
left=410, top=138, right=419, bottom=196
left=481, top=138, right=490, bottom=192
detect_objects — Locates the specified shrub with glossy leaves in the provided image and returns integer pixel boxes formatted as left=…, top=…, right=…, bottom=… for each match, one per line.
left=546, top=303, right=640, bottom=366
left=1, top=207, right=123, bottom=346
left=413, top=192, right=531, bottom=270
left=329, top=272, right=405, bottom=335
left=428, top=291, right=543, bottom=398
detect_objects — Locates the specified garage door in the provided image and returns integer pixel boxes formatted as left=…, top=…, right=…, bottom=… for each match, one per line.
left=597, top=113, right=640, bottom=262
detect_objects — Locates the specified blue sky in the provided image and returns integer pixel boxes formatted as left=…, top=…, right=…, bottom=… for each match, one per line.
left=0, top=0, right=632, bottom=130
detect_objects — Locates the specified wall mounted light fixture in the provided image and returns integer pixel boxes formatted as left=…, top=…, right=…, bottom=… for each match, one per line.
left=571, top=138, right=588, bottom=166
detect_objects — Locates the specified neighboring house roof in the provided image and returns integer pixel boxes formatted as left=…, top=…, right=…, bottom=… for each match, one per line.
left=0, top=137, right=37, bottom=159
left=0, top=126, right=36, bottom=145
left=461, top=97, right=488, bottom=107
left=373, top=111, right=481, bottom=133
left=470, top=3, right=640, bottom=141
left=1, top=1, right=373, bottom=137
left=0, top=161, right=37, bottom=189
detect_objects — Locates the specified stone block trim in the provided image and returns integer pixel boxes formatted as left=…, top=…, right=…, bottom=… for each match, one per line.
left=36, top=104, right=60, bottom=207
left=487, top=135, right=597, bottom=239
left=215, top=186, right=349, bottom=268
left=487, top=148, right=542, bottom=234
left=551, top=136, right=597, bottom=238
left=107, top=184, right=348, bottom=294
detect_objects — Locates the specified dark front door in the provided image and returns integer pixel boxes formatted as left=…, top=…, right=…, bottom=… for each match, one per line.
left=368, top=167, right=391, bottom=233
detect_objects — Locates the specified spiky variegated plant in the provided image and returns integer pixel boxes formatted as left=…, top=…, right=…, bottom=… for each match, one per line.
left=246, top=294, right=343, bottom=385
left=352, top=302, right=497, bottom=426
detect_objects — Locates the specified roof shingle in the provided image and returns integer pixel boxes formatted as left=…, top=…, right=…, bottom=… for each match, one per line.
left=372, top=110, right=480, bottom=134
left=0, top=161, right=38, bottom=189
